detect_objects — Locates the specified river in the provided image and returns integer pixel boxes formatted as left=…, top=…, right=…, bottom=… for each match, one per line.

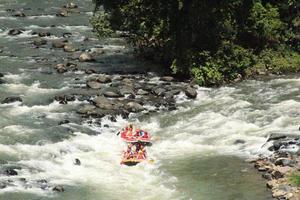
left=2, top=0, right=297, bottom=199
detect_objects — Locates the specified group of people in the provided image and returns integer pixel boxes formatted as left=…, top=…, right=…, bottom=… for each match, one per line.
left=120, top=124, right=149, bottom=163
left=123, top=142, right=147, bottom=160
left=122, top=124, right=149, bottom=139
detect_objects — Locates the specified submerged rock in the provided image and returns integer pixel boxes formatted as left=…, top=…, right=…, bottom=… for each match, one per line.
left=74, top=158, right=81, bottom=166
left=56, top=9, right=68, bottom=17
left=103, top=90, right=124, bottom=98
left=53, top=185, right=65, bottom=192
left=12, top=10, right=26, bottom=17
left=1, top=96, right=22, bottom=104
left=8, top=29, right=23, bottom=36
left=38, top=31, right=51, bottom=37
left=160, top=76, right=175, bottom=82
left=0, top=79, right=5, bottom=84
left=5, top=169, right=18, bottom=176
left=96, top=74, right=111, bottom=83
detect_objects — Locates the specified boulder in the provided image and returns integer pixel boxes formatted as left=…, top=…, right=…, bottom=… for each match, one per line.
left=38, top=32, right=51, bottom=37
left=262, top=173, right=272, bottom=180
left=86, top=81, right=102, bottom=89
left=54, top=63, right=67, bottom=73
left=85, top=69, right=96, bottom=74
left=160, top=76, right=175, bottom=82
left=120, top=85, right=134, bottom=95
left=152, top=87, right=166, bottom=96
left=92, top=96, right=114, bottom=110
left=233, top=139, right=246, bottom=145
left=96, top=74, right=111, bottom=83
left=12, top=10, right=26, bottom=17
left=74, top=158, right=81, bottom=166
left=79, top=53, right=94, bottom=62
left=56, top=9, right=68, bottom=17
left=58, top=120, right=70, bottom=125
left=54, top=95, right=75, bottom=103
left=0, top=73, right=4, bottom=77
left=53, top=185, right=64, bottom=192
left=184, top=86, right=197, bottom=99
left=77, top=105, right=96, bottom=115
left=62, top=32, right=72, bottom=38
left=103, top=91, right=124, bottom=98
left=0, top=79, right=5, bottom=84
left=8, top=29, right=23, bottom=36
left=272, top=170, right=284, bottom=179
left=64, top=43, right=78, bottom=52
left=1, top=96, right=22, bottom=104
left=33, top=38, right=47, bottom=46
left=52, top=39, right=68, bottom=48
left=274, top=158, right=294, bottom=167
left=5, top=169, right=18, bottom=176
left=126, top=102, right=144, bottom=112
left=137, top=89, right=149, bottom=95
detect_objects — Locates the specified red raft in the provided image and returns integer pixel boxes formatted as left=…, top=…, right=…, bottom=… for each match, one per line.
left=120, top=128, right=151, bottom=143
left=120, top=144, right=147, bottom=166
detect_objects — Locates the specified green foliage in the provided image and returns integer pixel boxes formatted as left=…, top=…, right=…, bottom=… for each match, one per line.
left=247, top=2, right=283, bottom=45
left=92, top=0, right=300, bottom=86
left=90, top=11, right=114, bottom=37
left=289, top=172, right=300, bottom=187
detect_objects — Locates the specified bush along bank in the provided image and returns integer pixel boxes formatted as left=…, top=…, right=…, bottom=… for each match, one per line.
left=91, top=0, right=300, bottom=86
left=251, top=134, right=300, bottom=199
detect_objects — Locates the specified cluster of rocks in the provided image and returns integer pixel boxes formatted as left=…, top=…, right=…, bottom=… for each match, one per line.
left=52, top=73, right=198, bottom=122
left=251, top=134, right=300, bottom=200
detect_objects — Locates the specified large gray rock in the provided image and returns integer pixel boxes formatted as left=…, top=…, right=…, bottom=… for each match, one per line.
left=184, top=86, right=197, bottom=99
left=160, top=76, right=175, bottom=82
left=126, top=102, right=144, bottom=112
left=120, top=85, right=134, bottom=95
left=136, top=89, right=149, bottom=95
left=86, top=81, right=102, bottom=89
left=103, top=90, right=124, bottom=98
left=152, top=87, right=166, bottom=96
left=77, top=105, right=96, bottom=115
left=64, top=43, right=78, bottom=52
left=274, top=158, right=294, bottom=167
left=33, top=38, right=47, bottom=46
left=79, top=53, right=93, bottom=62
left=92, top=96, right=114, bottom=110
left=52, top=39, right=68, bottom=48
left=96, top=74, right=111, bottom=83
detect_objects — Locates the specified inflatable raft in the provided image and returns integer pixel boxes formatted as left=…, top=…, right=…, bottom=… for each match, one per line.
left=120, top=129, right=151, bottom=143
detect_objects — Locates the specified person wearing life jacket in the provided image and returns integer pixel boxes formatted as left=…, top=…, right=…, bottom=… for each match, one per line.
left=125, top=123, right=134, bottom=138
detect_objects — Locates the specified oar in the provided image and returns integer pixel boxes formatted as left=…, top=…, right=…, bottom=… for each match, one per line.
left=116, top=131, right=120, bottom=136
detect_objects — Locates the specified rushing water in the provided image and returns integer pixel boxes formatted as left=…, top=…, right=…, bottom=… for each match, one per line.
left=2, top=0, right=299, bottom=199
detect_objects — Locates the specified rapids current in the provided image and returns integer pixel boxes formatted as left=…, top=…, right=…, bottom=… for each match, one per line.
left=1, top=0, right=298, bottom=199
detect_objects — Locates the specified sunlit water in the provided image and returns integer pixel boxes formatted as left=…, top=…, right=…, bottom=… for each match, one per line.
left=2, top=0, right=299, bottom=199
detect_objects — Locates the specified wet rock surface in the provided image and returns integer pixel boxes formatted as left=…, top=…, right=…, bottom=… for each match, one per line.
left=252, top=134, right=300, bottom=199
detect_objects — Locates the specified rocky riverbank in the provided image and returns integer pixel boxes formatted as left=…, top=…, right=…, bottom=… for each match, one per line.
left=252, top=134, right=300, bottom=200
